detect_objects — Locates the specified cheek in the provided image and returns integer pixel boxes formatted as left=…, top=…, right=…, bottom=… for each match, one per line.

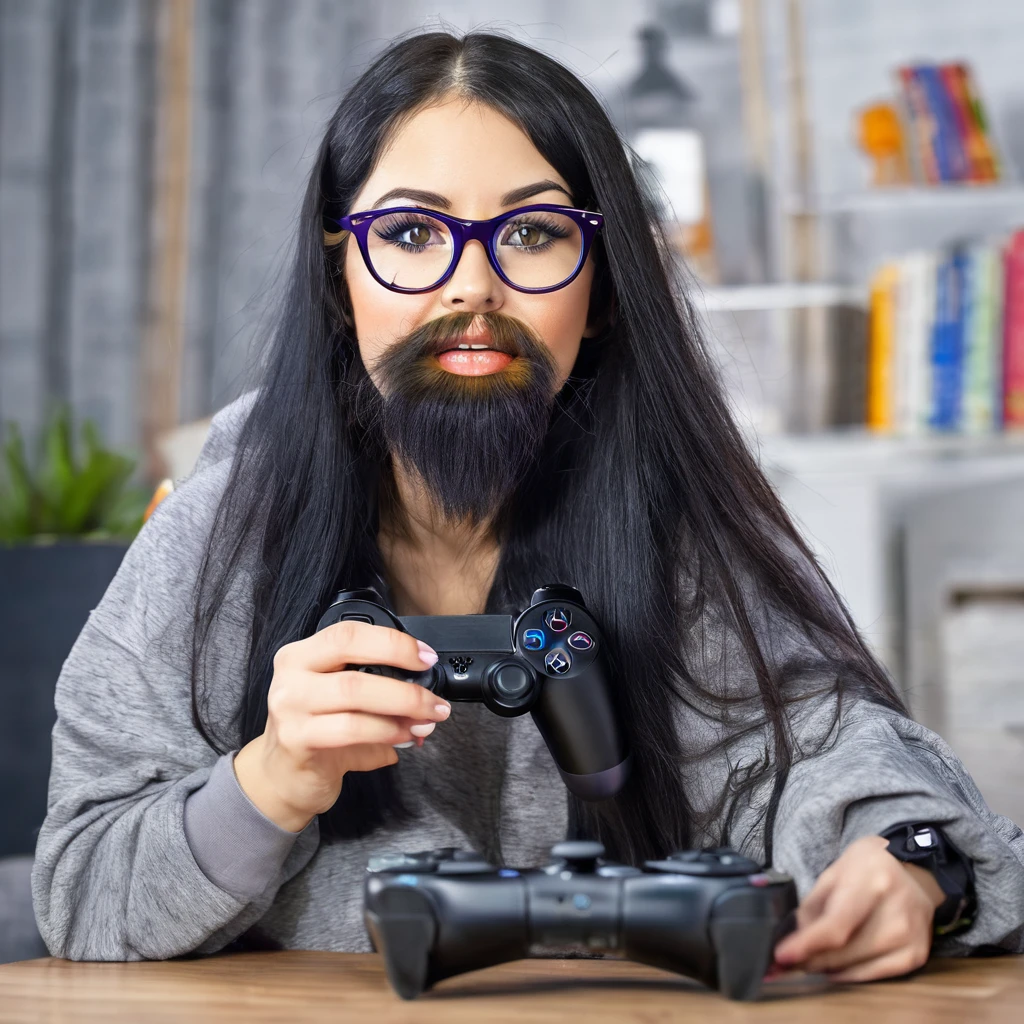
left=529, top=265, right=593, bottom=382
left=344, top=245, right=430, bottom=371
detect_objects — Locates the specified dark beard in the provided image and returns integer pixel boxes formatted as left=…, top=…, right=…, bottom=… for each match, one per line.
left=353, top=310, right=561, bottom=528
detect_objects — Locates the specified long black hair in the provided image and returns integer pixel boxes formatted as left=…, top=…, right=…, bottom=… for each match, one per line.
left=187, top=28, right=906, bottom=865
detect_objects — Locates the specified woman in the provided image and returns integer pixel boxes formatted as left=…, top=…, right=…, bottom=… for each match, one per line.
left=33, top=30, right=1024, bottom=982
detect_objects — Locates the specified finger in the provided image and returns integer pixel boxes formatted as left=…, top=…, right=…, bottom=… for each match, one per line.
left=774, top=881, right=878, bottom=965
left=801, top=902, right=895, bottom=973
left=340, top=743, right=401, bottom=773
left=292, top=711, right=427, bottom=751
left=291, top=670, right=451, bottom=721
left=773, top=868, right=839, bottom=962
left=283, top=621, right=437, bottom=674
left=827, top=943, right=930, bottom=983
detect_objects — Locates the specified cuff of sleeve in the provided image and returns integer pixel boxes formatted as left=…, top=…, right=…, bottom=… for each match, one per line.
left=183, top=750, right=315, bottom=902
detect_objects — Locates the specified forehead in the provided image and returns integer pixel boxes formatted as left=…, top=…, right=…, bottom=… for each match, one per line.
left=352, top=98, right=570, bottom=211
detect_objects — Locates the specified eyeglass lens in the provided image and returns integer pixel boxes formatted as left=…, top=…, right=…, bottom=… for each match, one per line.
left=365, top=209, right=585, bottom=290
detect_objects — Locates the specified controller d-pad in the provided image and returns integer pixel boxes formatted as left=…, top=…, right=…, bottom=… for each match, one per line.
left=544, top=608, right=571, bottom=632
left=523, top=628, right=545, bottom=651
left=568, top=631, right=593, bottom=650
left=544, top=649, right=572, bottom=674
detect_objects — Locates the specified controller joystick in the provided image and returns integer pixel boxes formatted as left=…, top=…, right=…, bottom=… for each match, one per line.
left=364, top=843, right=798, bottom=1002
left=314, top=584, right=630, bottom=801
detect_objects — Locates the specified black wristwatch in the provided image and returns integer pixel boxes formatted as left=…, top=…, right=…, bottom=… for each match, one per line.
left=880, top=822, right=977, bottom=936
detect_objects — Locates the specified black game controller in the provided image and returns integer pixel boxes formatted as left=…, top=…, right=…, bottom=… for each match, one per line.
left=364, top=840, right=798, bottom=1001
left=314, top=585, right=630, bottom=801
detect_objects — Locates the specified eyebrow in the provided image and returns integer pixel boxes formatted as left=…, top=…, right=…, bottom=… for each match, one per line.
left=370, top=179, right=574, bottom=210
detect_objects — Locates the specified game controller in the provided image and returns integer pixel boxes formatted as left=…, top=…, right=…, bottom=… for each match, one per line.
left=363, top=840, right=798, bottom=1001
left=314, top=585, right=630, bottom=800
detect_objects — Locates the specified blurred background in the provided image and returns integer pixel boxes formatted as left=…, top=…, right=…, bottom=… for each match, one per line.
left=2, top=0, right=1024, bottom=951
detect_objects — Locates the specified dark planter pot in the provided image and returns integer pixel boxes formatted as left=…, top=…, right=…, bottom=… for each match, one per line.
left=0, top=541, right=129, bottom=858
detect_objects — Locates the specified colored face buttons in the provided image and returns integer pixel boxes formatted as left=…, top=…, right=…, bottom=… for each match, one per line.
left=544, top=608, right=571, bottom=632
left=544, top=648, right=572, bottom=674
left=523, top=628, right=546, bottom=651
left=568, top=631, right=593, bottom=650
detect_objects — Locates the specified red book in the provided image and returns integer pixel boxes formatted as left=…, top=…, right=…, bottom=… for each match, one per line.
left=942, top=63, right=999, bottom=182
left=1004, top=231, right=1024, bottom=429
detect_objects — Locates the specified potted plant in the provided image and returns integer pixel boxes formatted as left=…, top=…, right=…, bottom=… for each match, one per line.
left=0, top=404, right=152, bottom=858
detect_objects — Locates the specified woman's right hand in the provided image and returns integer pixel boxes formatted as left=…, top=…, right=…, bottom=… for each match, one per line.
left=233, top=620, right=451, bottom=832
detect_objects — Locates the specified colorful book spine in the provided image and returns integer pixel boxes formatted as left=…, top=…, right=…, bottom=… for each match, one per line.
left=867, top=264, right=899, bottom=432
left=961, top=244, right=1005, bottom=433
left=929, top=250, right=967, bottom=430
left=916, top=65, right=968, bottom=183
left=897, top=66, right=939, bottom=184
left=941, top=64, right=998, bottom=183
left=957, top=62, right=1002, bottom=181
left=1005, top=231, right=1024, bottom=429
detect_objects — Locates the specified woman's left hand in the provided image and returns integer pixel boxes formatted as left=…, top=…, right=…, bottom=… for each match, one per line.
left=771, top=834, right=946, bottom=982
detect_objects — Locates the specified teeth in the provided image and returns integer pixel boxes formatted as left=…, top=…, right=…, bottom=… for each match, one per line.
left=458, top=344, right=470, bottom=349
left=455, top=343, right=491, bottom=350
left=470, top=344, right=489, bottom=350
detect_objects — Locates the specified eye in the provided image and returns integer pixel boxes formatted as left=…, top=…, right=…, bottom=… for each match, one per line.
left=499, top=216, right=571, bottom=250
left=372, top=214, right=446, bottom=250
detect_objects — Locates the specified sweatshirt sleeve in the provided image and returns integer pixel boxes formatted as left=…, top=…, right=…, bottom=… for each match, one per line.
left=671, top=530, right=1024, bottom=956
left=31, top=392, right=320, bottom=961
left=770, top=698, right=1024, bottom=956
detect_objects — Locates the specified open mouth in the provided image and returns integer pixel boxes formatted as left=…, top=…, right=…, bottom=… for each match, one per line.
left=434, top=332, right=518, bottom=376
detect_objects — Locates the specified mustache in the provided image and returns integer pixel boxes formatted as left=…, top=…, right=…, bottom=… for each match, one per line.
left=366, top=310, right=558, bottom=383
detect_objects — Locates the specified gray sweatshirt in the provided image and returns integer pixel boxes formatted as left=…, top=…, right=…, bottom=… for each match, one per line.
left=31, top=390, right=1024, bottom=962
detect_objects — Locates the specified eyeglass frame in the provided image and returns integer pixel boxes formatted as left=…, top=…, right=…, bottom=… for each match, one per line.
left=327, top=203, right=605, bottom=295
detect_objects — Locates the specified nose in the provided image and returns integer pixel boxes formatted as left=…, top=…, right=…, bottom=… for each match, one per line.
left=439, top=238, right=503, bottom=313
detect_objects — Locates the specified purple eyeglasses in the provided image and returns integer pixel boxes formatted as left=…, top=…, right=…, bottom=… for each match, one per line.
left=328, top=203, right=604, bottom=294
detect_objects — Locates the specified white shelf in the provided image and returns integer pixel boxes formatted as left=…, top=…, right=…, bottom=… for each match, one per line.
left=695, top=282, right=867, bottom=312
left=787, top=183, right=1024, bottom=216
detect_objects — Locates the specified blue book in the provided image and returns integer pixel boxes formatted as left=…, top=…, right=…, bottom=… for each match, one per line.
left=929, top=250, right=967, bottom=429
left=915, top=65, right=968, bottom=182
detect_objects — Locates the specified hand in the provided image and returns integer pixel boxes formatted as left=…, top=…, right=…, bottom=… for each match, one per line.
left=233, top=620, right=451, bottom=832
left=772, top=835, right=946, bottom=982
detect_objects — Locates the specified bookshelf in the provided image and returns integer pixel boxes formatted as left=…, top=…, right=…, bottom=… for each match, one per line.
left=788, top=183, right=1024, bottom=216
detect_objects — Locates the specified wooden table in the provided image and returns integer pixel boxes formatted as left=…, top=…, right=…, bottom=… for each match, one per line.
left=1, top=952, right=1023, bottom=1023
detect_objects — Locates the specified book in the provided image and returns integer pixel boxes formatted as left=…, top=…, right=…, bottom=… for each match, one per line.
left=895, top=251, right=938, bottom=435
left=929, top=249, right=967, bottom=430
left=961, top=244, right=1004, bottom=433
left=941, top=64, right=998, bottom=183
left=916, top=64, right=969, bottom=183
left=956, top=62, right=1002, bottom=181
left=897, top=66, right=940, bottom=184
left=867, top=264, right=900, bottom=432
left=1005, top=231, right=1024, bottom=429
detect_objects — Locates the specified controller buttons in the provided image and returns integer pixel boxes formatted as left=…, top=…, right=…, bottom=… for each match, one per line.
left=572, top=894, right=592, bottom=911
left=523, top=628, right=546, bottom=651
left=544, top=608, right=571, bottom=632
left=544, top=649, right=572, bottom=675
left=493, top=664, right=532, bottom=699
left=448, top=656, right=474, bottom=677
left=567, top=631, right=593, bottom=650
left=550, top=841, right=605, bottom=873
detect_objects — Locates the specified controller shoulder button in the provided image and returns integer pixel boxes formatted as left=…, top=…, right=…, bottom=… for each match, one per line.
left=367, top=853, right=439, bottom=874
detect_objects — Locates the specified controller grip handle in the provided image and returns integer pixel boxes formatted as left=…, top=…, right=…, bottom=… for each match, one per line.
left=365, top=889, right=437, bottom=1000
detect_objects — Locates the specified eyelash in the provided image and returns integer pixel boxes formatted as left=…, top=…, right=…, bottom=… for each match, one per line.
left=374, top=215, right=571, bottom=253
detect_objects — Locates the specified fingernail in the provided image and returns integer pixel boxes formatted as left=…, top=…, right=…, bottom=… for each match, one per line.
left=410, top=722, right=436, bottom=738
left=417, top=640, right=438, bottom=666
left=393, top=740, right=415, bottom=749
left=434, top=703, right=451, bottom=719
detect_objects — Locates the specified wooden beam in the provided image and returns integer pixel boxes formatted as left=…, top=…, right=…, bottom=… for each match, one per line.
left=141, top=0, right=194, bottom=484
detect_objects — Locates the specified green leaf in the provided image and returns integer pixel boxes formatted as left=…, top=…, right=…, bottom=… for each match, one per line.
left=0, top=406, right=148, bottom=545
